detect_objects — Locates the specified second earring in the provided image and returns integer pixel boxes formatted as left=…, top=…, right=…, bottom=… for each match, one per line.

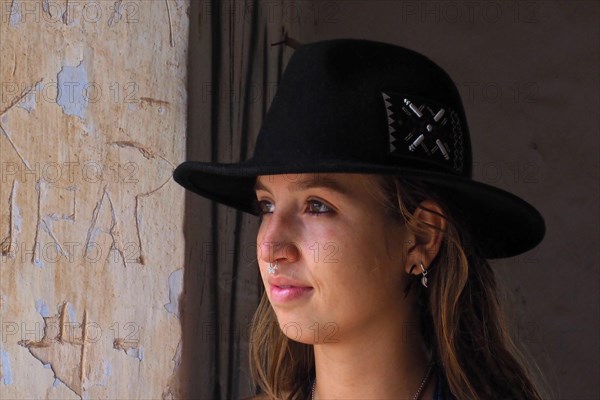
left=420, top=263, right=428, bottom=288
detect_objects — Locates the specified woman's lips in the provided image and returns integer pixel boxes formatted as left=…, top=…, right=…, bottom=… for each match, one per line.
left=270, top=285, right=313, bottom=303
left=268, top=276, right=313, bottom=303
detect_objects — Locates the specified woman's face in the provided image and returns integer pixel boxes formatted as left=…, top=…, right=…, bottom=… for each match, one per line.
left=255, top=173, right=414, bottom=344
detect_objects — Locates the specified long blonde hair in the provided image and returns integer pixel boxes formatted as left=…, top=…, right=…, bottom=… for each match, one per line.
left=249, top=175, right=547, bottom=399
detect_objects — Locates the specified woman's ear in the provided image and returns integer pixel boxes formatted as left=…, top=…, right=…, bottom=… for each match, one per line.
left=404, top=199, right=447, bottom=275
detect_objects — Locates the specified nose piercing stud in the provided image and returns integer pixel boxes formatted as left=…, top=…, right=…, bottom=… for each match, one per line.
left=267, top=260, right=279, bottom=275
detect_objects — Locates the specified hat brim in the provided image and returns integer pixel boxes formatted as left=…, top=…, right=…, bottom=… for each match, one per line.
left=174, top=160, right=545, bottom=259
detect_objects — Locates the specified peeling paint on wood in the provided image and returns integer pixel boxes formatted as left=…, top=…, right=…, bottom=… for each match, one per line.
left=57, top=62, right=89, bottom=119
left=1, top=0, right=188, bottom=397
left=8, top=0, right=19, bottom=26
left=107, top=0, right=124, bottom=27
left=0, top=347, right=13, bottom=385
left=18, top=302, right=102, bottom=398
left=164, top=268, right=183, bottom=317
left=113, top=339, right=144, bottom=361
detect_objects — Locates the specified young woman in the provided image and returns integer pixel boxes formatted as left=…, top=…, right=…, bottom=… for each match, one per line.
left=175, top=39, right=547, bottom=400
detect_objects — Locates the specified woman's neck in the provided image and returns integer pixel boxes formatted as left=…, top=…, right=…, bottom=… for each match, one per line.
left=312, top=319, right=436, bottom=399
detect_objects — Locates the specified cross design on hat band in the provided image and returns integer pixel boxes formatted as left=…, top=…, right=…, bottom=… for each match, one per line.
left=382, top=92, right=465, bottom=173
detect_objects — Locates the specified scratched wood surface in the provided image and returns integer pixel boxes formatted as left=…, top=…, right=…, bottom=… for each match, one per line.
left=0, top=0, right=188, bottom=398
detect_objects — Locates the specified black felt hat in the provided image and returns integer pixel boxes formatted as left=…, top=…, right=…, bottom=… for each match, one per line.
left=174, top=39, right=545, bottom=258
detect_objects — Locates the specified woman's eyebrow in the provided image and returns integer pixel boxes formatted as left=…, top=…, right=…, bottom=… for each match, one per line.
left=254, top=175, right=352, bottom=196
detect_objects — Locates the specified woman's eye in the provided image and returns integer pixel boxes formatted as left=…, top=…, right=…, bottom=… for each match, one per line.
left=258, top=200, right=274, bottom=214
left=307, top=199, right=331, bottom=214
left=256, top=198, right=331, bottom=216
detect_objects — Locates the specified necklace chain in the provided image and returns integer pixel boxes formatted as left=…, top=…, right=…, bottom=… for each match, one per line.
left=310, top=363, right=434, bottom=400
left=412, top=363, right=434, bottom=400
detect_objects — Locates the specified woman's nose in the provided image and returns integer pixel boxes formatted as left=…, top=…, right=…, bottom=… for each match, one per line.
left=257, top=213, right=300, bottom=265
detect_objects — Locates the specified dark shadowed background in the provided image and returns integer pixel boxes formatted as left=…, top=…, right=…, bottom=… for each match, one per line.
left=180, top=1, right=599, bottom=399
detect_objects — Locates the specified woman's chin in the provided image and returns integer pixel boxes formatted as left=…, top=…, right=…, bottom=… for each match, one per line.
left=273, top=313, right=342, bottom=345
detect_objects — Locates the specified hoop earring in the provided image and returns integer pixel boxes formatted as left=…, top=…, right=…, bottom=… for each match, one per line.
left=267, top=260, right=278, bottom=275
left=420, top=263, right=428, bottom=288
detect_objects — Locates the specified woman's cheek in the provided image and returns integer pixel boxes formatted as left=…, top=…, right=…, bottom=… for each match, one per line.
left=303, top=226, right=338, bottom=259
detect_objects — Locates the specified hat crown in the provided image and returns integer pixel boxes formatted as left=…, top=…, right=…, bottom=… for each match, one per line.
left=252, top=39, right=472, bottom=177
left=173, top=39, right=545, bottom=258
